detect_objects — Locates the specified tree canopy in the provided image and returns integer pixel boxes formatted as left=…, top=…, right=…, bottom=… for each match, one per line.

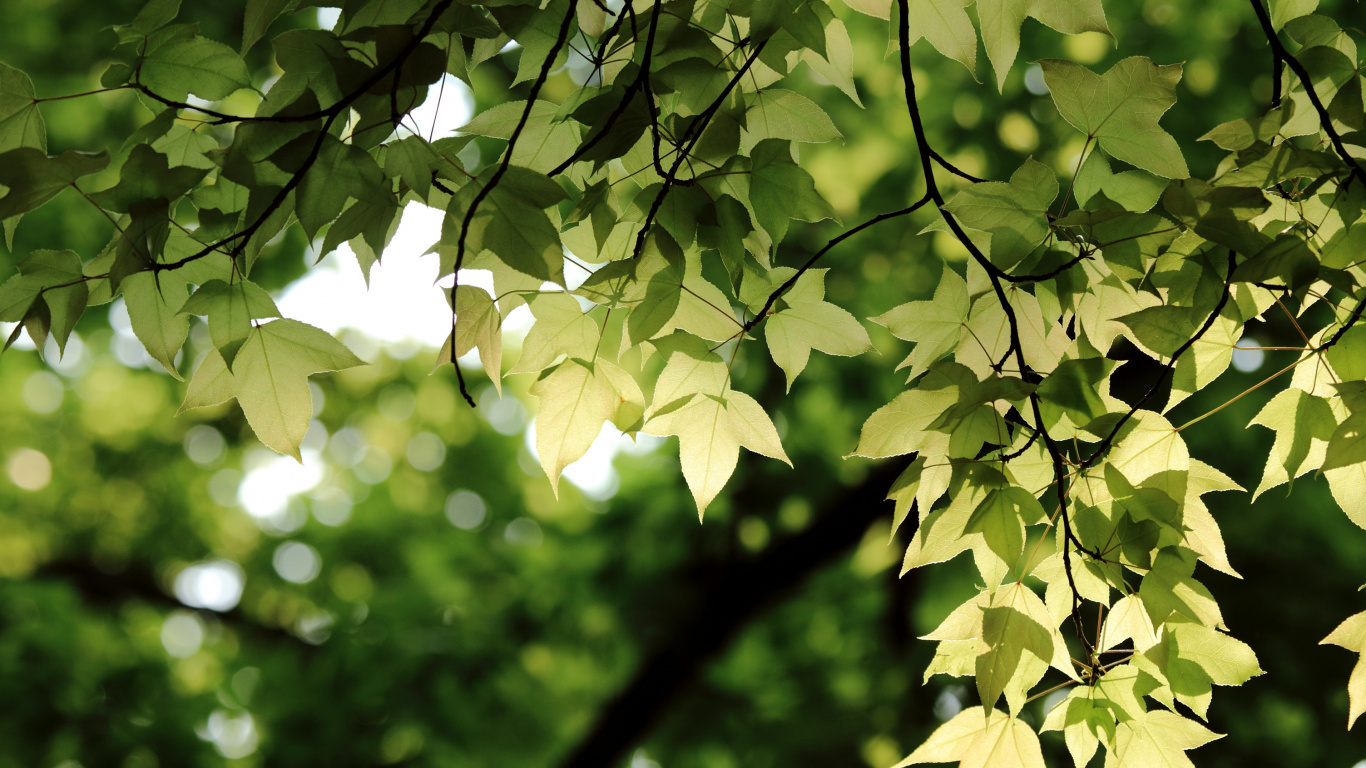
left=2, top=0, right=1366, bottom=765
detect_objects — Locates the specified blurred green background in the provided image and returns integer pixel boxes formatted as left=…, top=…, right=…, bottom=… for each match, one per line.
left=2, top=0, right=1365, bottom=766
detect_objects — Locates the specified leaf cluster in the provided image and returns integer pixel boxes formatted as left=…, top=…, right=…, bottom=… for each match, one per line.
left=3, top=0, right=1366, bottom=763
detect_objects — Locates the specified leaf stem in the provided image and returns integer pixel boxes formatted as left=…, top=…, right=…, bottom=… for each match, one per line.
left=450, top=0, right=581, bottom=407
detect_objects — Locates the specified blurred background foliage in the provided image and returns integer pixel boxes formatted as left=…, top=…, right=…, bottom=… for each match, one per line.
left=1, top=0, right=1365, bottom=766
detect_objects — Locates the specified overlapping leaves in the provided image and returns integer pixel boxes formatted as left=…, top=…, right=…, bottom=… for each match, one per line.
left=3, top=0, right=1366, bottom=765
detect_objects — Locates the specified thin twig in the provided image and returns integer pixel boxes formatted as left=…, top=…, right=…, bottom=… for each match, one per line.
left=1248, top=0, right=1366, bottom=187
left=449, top=0, right=581, bottom=406
left=740, top=195, right=933, bottom=334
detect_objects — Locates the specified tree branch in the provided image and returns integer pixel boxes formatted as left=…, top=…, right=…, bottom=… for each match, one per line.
left=556, top=461, right=905, bottom=768
left=153, top=0, right=457, bottom=274
left=1079, top=248, right=1239, bottom=472
left=895, top=0, right=1097, bottom=656
left=1248, top=0, right=1366, bottom=188
left=547, top=0, right=650, bottom=177
left=629, top=38, right=767, bottom=261
left=741, top=195, right=933, bottom=335
left=449, top=0, right=581, bottom=407
left=34, top=559, right=304, bottom=647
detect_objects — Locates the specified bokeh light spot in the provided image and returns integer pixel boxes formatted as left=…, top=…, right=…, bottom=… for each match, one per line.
left=1232, top=336, right=1265, bottom=373
left=161, top=611, right=205, bottom=658
left=446, top=490, right=487, bottom=530
left=21, top=371, right=63, bottom=414
left=174, top=560, right=245, bottom=612
left=504, top=517, right=543, bottom=547
left=183, top=425, right=226, bottom=466
left=406, top=432, right=447, bottom=471
left=7, top=448, right=51, bottom=491
left=273, top=541, right=322, bottom=584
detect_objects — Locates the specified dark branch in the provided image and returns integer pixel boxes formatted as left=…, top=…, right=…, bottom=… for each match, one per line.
left=930, top=148, right=988, bottom=183
left=1079, top=248, right=1239, bottom=472
left=35, top=559, right=303, bottom=646
left=154, top=0, right=458, bottom=273
left=1248, top=0, right=1366, bottom=187
left=557, top=461, right=905, bottom=768
left=741, top=195, right=933, bottom=335
left=449, top=0, right=581, bottom=407
left=629, top=38, right=767, bottom=260
left=547, top=0, right=650, bottom=177
left=1320, top=290, right=1366, bottom=351
left=896, top=0, right=1098, bottom=657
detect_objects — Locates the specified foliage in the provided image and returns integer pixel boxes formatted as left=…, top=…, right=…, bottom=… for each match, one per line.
left=2, top=0, right=1366, bottom=765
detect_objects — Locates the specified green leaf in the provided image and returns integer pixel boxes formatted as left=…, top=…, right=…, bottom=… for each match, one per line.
left=1106, top=463, right=1185, bottom=549
left=1217, top=142, right=1341, bottom=188
left=1139, top=547, right=1225, bottom=629
left=321, top=197, right=401, bottom=283
left=1326, top=461, right=1366, bottom=530
left=801, top=16, right=862, bottom=106
left=763, top=269, right=872, bottom=390
left=1327, top=326, right=1366, bottom=381
left=0, top=62, right=45, bottom=154
left=894, top=708, right=1045, bottom=768
left=1168, top=312, right=1239, bottom=413
left=978, top=0, right=1109, bottom=91
left=873, top=266, right=970, bottom=381
left=1247, top=387, right=1336, bottom=499
left=1116, top=305, right=1206, bottom=359
left=942, top=158, right=1057, bottom=271
left=1199, top=103, right=1294, bottom=151
left=0, top=249, right=87, bottom=354
left=1270, top=0, right=1318, bottom=31
left=888, top=457, right=925, bottom=541
left=510, top=292, right=599, bottom=375
left=242, top=0, right=296, bottom=54
left=292, top=133, right=392, bottom=241
left=1107, top=709, right=1221, bottom=768
left=746, top=139, right=838, bottom=246
left=1324, top=412, right=1366, bottom=472
left=1041, top=689, right=1113, bottom=768
left=851, top=368, right=962, bottom=459
left=528, top=358, right=619, bottom=496
left=1320, top=610, right=1366, bottom=728
left=1162, top=181, right=1270, bottom=256
left=1099, top=594, right=1160, bottom=653
left=976, top=583, right=1058, bottom=713
left=139, top=27, right=253, bottom=101
left=844, top=0, right=891, bottom=18
left=440, top=285, right=503, bottom=393
left=642, top=385, right=790, bottom=517
left=461, top=100, right=583, bottom=174
left=1321, top=221, right=1366, bottom=271
left=121, top=271, right=190, bottom=379
left=740, top=89, right=842, bottom=152
left=640, top=337, right=789, bottom=515
left=965, top=488, right=1045, bottom=579
left=0, top=148, right=110, bottom=220
left=121, top=0, right=181, bottom=37
left=1168, top=621, right=1263, bottom=687
left=929, top=373, right=1034, bottom=433
left=897, top=0, right=978, bottom=76
left=443, top=166, right=568, bottom=285
left=181, top=319, right=366, bottom=459
left=179, top=278, right=280, bottom=370
left=1073, top=149, right=1166, bottom=213
left=1108, top=411, right=1189, bottom=496
left=630, top=247, right=742, bottom=344
left=1231, top=234, right=1318, bottom=291
left=1036, top=356, right=1113, bottom=427
left=90, top=144, right=209, bottom=213
left=1040, top=57, right=1189, bottom=179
